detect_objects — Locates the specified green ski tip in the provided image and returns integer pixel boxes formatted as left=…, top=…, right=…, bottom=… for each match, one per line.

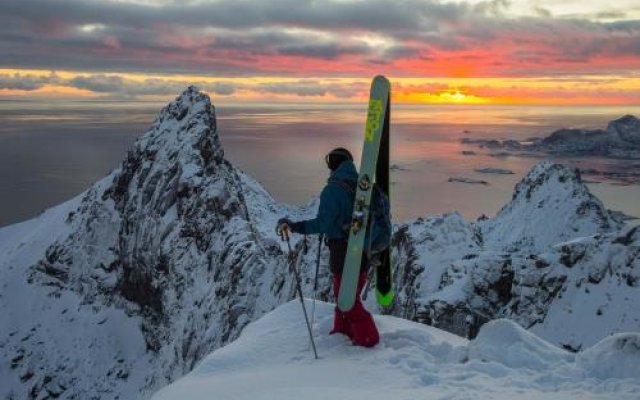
left=376, top=289, right=394, bottom=308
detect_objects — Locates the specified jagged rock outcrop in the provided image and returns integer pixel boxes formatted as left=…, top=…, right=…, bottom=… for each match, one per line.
left=387, top=162, right=637, bottom=349
left=0, top=87, right=327, bottom=400
left=388, top=212, right=482, bottom=320
left=478, top=161, right=623, bottom=253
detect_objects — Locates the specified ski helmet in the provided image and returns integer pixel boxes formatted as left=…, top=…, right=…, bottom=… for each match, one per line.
left=325, top=147, right=353, bottom=171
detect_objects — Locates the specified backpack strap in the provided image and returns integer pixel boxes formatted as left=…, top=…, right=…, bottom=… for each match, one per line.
left=328, top=178, right=356, bottom=235
left=328, top=178, right=356, bottom=195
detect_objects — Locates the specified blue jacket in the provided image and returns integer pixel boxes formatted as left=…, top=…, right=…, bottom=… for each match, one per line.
left=300, top=160, right=357, bottom=240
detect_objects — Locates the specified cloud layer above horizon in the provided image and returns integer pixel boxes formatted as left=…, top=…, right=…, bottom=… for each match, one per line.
left=1, top=0, right=639, bottom=103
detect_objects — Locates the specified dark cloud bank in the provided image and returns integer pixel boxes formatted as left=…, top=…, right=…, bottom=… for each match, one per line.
left=0, top=0, right=638, bottom=76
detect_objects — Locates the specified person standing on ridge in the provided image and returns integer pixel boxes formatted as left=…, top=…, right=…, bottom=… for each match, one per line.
left=277, top=147, right=380, bottom=348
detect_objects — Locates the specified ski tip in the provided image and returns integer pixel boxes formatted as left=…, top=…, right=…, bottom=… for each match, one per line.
left=373, top=75, right=390, bottom=85
left=371, top=75, right=391, bottom=94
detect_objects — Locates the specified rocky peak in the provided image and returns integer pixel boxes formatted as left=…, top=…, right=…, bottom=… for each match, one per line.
left=478, top=161, right=623, bottom=253
left=104, top=86, right=223, bottom=212
left=607, top=115, right=640, bottom=145
left=12, top=87, right=295, bottom=399
left=390, top=165, right=637, bottom=349
left=82, top=86, right=240, bottom=321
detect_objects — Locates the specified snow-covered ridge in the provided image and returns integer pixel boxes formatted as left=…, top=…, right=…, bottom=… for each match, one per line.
left=479, top=161, right=623, bottom=253
left=153, top=301, right=640, bottom=400
left=1, top=88, right=638, bottom=399
left=389, top=162, right=637, bottom=350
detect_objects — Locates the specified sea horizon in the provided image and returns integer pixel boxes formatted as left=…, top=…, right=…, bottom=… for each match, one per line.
left=1, top=99, right=639, bottom=227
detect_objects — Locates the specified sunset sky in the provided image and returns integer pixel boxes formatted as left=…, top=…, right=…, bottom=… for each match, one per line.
left=1, top=0, right=640, bottom=105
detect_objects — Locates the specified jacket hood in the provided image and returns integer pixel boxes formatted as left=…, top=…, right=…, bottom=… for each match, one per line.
left=329, top=160, right=358, bottom=182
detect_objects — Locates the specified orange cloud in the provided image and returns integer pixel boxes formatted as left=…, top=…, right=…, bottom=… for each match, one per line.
left=2, top=69, right=640, bottom=106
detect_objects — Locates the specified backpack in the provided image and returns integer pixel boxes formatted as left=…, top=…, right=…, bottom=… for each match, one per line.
left=329, top=178, right=392, bottom=256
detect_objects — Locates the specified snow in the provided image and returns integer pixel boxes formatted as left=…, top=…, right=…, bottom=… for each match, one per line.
left=577, top=333, right=640, bottom=380
left=153, top=301, right=640, bottom=400
left=0, top=179, right=151, bottom=399
left=391, top=212, right=481, bottom=299
left=479, top=161, right=622, bottom=253
left=525, top=230, right=640, bottom=350
left=468, top=319, right=573, bottom=370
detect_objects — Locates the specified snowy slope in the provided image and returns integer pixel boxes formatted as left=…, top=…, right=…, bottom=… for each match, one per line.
left=153, top=301, right=640, bottom=400
left=525, top=229, right=640, bottom=351
left=0, top=179, right=156, bottom=398
left=388, top=162, right=638, bottom=349
left=479, top=161, right=622, bottom=253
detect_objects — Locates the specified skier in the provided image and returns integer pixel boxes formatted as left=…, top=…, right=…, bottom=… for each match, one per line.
left=277, top=147, right=380, bottom=348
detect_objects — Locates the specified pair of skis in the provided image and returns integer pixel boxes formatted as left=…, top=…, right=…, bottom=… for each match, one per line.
left=338, top=75, right=393, bottom=312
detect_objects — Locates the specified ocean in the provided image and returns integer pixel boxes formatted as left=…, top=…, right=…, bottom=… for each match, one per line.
left=1, top=99, right=639, bottom=227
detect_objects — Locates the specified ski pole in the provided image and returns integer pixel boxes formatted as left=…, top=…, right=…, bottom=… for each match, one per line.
left=279, top=225, right=319, bottom=360
left=311, top=234, right=323, bottom=328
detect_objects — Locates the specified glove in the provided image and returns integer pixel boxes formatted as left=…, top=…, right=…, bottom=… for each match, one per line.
left=277, top=218, right=304, bottom=235
left=276, top=218, right=292, bottom=235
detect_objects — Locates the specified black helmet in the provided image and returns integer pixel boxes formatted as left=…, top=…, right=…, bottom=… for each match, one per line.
left=325, top=147, right=353, bottom=171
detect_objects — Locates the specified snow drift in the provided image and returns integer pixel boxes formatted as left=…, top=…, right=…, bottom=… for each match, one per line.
left=153, top=301, right=640, bottom=400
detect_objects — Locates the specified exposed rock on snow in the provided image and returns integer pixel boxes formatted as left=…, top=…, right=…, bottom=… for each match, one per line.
left=390, top=212, right=482, bottom=325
